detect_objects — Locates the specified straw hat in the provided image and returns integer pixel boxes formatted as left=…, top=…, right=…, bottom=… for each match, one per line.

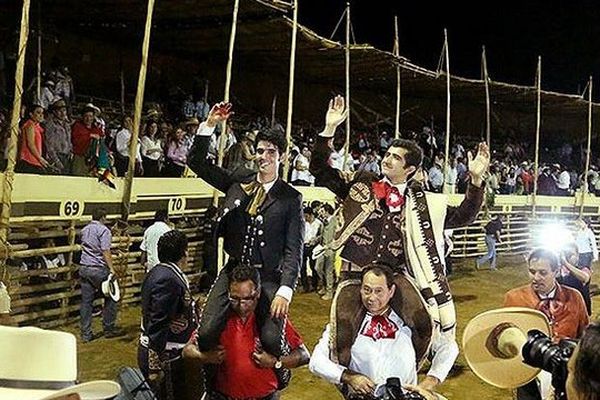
left=85, top=103, right=101, bottom=114
left=101, top=273, right=121, bottom=302
left=462, top=307, right=551, bottom=389
left=0, top=326, right=121, bottom=400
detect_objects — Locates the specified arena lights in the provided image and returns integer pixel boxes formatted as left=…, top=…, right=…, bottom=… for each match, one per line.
left=534, top=221, right=573, bottom=254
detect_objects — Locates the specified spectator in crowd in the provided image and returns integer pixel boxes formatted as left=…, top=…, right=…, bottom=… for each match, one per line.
left=183, top=117, right=200, bottom=151
left=71, top=106, right=103, bottom=176
left=574, top=217, right=598, bottom=270
left=16, top=104, right=49, bottom=174
left=554, top=164, right=571, bottom=196
left=428, top=153, right=444, bottom=193
left=486, top=165, right=500, bottom=194
left=86, top=103, right=105, bottom=134
left=559, top=242, right=593, bottom=315
left=476, top=214, right=503, bottom=271
left=195, top=96, right=210, bottom=121
left=538, top=166, right=557, bottom=195
left=291, top=144, right=314, bottom=186
left=445, top=157, right=458, bottom=194
left=504, top=248, right=589, bottom=400
left=300, top=206, right=322, bottom=293
left=379, top=131, right=392, bottom=154
left=357, top=149, right=381, bottom=175
left=44, top=98, right=72, bottom=175
left=456, top=156, right=468, bottom=193
left=141, top=121, right=163, bottom=177
left=79, top=208, right=125, bottom=342
left=114, top=116, right=143, bottom=177
left=316, top=203, right=336, bottom=300
left=140, top=209, right=172, bottom=272
left=164, top=127, right=189, bottom=177
left=226, top=130, right=257, bottom=172
left=182, top=94, right=196, bottom=119
left=208, top=123, right=237, bottom=161
left=183, top=264, right=310, bottom=400
left=139, top=230, right=196, bottom=399
left=54, top=66, right=74, bottom=109
left=37, top=79, right=55, bottom=110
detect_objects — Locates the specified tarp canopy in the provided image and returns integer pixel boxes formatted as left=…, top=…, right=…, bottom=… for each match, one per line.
left=0, top=0, right=597, bottom=143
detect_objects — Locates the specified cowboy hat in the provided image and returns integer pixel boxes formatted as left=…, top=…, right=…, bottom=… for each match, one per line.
left=184, top=117, right=200, bottom=126
left=462, top=307, right=551, bottom=389
left=101, top=274, right=121, bottom=302
left=84, top=103, right=101, bottom=114
left=0, top=326, right=120, bottom=400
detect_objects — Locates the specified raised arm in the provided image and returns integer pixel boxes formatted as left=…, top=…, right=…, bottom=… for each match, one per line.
left=187, top=103, right=236, bottom=193
left=310, top=95, right=353, bottom=199
left=445, top=143, right=489, bottom=229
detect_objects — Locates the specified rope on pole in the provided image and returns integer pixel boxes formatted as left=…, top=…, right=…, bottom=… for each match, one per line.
left=394, top=16, right=401, bottom=139
left=121, top=0, right=156, bottom=221
left=532, top=56, right=542, bottom=218
left=482, top=46, right=491, bottom=147
left=443, top=29, right=451, bottom=194
left=282, top=0, right=299, bottom=182
left=1, top=0, right=32, bottom=313
left=580, top=76, right=593, bottom=217
left=342, top=2, right=351, bottom=172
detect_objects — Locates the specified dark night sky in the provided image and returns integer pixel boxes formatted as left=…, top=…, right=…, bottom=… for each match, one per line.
left=299, top=0, right=600, bottom=95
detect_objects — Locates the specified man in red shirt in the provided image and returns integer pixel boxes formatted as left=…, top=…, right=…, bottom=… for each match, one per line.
left=71, top=106, right=103, bottom=176
left=184, top=265, right=309, bottom=400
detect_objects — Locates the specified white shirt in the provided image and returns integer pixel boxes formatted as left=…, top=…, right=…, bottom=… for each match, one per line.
left=305, top=218, right=322, bottom=246
left=575, top=228, right=599, bottom=261
left=556, top=170, right=570, bottom=190
left=140, top=221, right=172, bottom=271
left=141, top=136, right=163, bottom=161
left=115, top=128, right=142, bottom=161
left=310, top=310, right=417, bottom=389
left=291, top=154, right=314, bottom=184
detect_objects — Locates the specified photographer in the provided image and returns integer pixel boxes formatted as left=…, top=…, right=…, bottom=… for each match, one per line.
left=559, top=243, right=592, bottom=315
left=566, top=322, right=600, bottom=400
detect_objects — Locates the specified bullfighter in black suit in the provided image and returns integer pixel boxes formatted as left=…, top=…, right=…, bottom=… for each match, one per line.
left=188, top=103, right=304, bottom=358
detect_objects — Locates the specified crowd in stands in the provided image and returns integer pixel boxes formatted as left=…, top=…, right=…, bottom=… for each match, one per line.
left=1, top=65, right=599, bottom=198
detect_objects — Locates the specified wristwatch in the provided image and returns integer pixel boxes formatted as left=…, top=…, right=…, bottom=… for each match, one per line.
left=274, top=359, right=283, bottom=369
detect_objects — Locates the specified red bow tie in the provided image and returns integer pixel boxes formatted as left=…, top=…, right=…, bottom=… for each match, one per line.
left=372, top=181, right=405, bottom=208
left=361, top=314, right=399, bottom=341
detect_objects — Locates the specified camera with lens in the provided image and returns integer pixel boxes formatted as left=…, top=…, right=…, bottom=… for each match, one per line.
left=373, top=378, right=425, bottom=400
left=522, top=329, right=577, bottom=400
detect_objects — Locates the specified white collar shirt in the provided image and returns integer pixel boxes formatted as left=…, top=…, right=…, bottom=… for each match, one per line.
left=140, top=221, right=173, bottom=271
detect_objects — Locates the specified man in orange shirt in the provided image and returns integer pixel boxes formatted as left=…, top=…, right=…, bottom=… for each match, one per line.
left=504, top=248, right=589, bottom=400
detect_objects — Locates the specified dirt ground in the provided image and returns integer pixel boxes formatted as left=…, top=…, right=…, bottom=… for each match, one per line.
left=63, top=255, right=600, bottom=399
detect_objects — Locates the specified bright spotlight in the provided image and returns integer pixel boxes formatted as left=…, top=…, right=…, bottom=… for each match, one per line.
left=534, top=222, right=573, bottom=253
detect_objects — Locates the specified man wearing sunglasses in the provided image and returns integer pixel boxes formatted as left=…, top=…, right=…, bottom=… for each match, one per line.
left=188, top=103, right=304, bottom=369
left=184, top=265, right=309, bottom=400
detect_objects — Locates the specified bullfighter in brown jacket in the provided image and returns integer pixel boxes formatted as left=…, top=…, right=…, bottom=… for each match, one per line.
left=309, top=96, right=489, bottom=393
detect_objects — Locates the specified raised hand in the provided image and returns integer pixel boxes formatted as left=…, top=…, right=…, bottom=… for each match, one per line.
left=321, top=95, right=348, bottom=137
left=206, top=102, right=233, bottom=127
left=467, top=142, right=490, bottom=187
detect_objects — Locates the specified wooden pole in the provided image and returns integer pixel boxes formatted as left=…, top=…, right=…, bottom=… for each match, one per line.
left=121, top=0, right=156, bottom=220
left=36, top=0, right=41, bottom=101
left=482, top=46, right=491, bottom=147
left=580, top=76, right=593, bottom=217
left=282, top=0, right=299, bottom=182
left=213, top=0, right=240, bottom=206
left=1, top=0, right=32, bottom=314
left=271, top=95, right=277, bottom=128
left=342, top=2, right=351, bottom=172
left=532, top=56, right=542, bottom=218
left=394, top=15, right=401, bottom=139
left=443, top=29, right=451, bottom=194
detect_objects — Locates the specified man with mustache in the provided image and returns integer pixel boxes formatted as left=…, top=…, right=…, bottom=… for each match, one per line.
left=310, top=96, right=488, bottom=393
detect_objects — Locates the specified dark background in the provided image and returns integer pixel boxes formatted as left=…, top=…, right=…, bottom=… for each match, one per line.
left=299, top=0, right=600, bottom=95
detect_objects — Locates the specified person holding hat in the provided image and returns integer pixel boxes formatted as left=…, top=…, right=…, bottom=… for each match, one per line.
left=310, top=264, right=438, bottom=400
left=0, top=325, right=120, bottom=400
left=139, top=230, right=197, bottom=400
left=504, top=248, right=589, bottom=400
left=44, top=98, right=72, bottom=175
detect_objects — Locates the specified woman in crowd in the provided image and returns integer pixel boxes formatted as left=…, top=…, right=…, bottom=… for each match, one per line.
left=16, top=104, right=49, bottom=174
left=164, top=127, right=188, bottom=177
left=140, top=121, right=163, bottom=177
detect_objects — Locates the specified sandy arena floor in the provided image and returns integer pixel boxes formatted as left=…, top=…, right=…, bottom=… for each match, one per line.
left=64, top=255, right=599, bottom=399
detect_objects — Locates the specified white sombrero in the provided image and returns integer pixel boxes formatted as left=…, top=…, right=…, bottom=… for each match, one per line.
left=101, top=274, right=121, bottom=302
left=0, top=326, right=121, bottom=400
left=462, top=307, right=551, bottom=389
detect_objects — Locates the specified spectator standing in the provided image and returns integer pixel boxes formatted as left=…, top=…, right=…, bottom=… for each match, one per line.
left=16, top=104, right=49, bottom=174
left=140, top=210, right=172, bottom=272
left=316, top=203, right=336, bottom=300
left=300, top=206, right=322, bottom=293
left=574, top=218, right=598, bottom=269
left=559, top=242, right=593, bottom=315
left=79, top=208, right=125, bottom=342
left=291, top=145, right=314, bottom=186
left=37, top=80, right=55, bottom=110
left=44, top=98, right=72, bottom=174
left=428, top=154, right=444, bottom=193
left=164, top=127, right=189, bottom=177
left=444, top=157, right=458, bottom=194
left=71, top=106, right=103, bottom=176
left=141, top=121, right=163, bottom=177
left=114, top=116, right=143, bottom=177
left=476, top=215, right=503, bottom=270
left=379, top=131, right=392, bottom=154
left=555, top=164, right=571, bottom=196
left=226, top=130, right=257, bottom=172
